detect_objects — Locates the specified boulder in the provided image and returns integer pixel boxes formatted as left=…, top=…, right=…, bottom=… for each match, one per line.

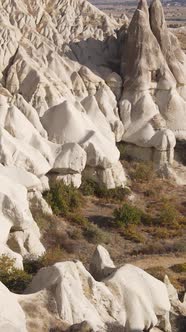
left=89, top=245, right=116, bottom=281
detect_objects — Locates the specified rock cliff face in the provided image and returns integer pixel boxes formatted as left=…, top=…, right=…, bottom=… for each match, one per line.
left=0, top=0, right=128, bottom=261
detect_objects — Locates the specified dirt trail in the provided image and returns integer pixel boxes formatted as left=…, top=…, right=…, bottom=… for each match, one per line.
left=130, top=255, right=186, bottom=270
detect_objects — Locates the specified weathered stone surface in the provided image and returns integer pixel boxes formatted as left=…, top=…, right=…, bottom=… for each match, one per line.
left=25, top=252, right=171, bottom=332
left=0, top=282, right=27, bottom=332
left=90, top=245, right=116, bottom=281
left=119, top=0, right=186, bottom=171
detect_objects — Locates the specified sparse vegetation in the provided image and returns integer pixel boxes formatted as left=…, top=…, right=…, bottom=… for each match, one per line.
left=80, top=178, right=130, bottom=201
left=39, top=247, right=65, bottom=267
left=145, top=266, right=167, bottom=282
left=117, top=142, right=126, bottom=159
left=120, top=225, right=145, bottom=243
left=113, top=203, right=143, bottom=227
left=0, top=255, right=31, bottom=293
left=129, top=162, right=154, bottom=183
left=67, top=213, right=89, bottom=227
left=83, top=223, right=109, bottom=244
left=151, top=227, right=182, bottom=239
left=171, top=263, right=186, bottom=273
left=44, top=180, right=83, bottom=216
left=24, top=247, right=65, bottom=273
left=157, top=202, right=179, bottom=227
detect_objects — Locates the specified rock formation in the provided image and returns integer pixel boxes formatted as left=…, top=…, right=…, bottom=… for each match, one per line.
left=0, top=0, right=185, bottom=330
left=0, top=246, right=175, bottom=332
left=0, top=0, right=128, bottom=262
left=119, top=0, right=186, bottom=170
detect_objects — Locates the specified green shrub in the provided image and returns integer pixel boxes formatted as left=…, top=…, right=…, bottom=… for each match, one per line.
left=83, top=223, right=109, bottom=244
left=80, top=178, right=130, bottom=202
left=113, top=203, right=142, bottom=227
left=44, top=180, right=83, bottom=216
left=0, top=255, right=32, bottom=293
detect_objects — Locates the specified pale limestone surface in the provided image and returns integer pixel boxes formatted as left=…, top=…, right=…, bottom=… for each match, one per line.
left=0, top=0, right=127, bottom=192
left=24, top=255, right=171, bottom=332
left=89, top=244, right=116, bottom=281
left=25, top=261, right=126, bottom=331
left=119, top=0, right=186, bottom=168
left=0, top=40, right=126, bottom=260
left=0, top=174, right=45, bottom=260
left=0, top=282, right=27, bottom=332
left=0, top=0, right=185, bottom=329
left=0, top=246, right=179, bottom=332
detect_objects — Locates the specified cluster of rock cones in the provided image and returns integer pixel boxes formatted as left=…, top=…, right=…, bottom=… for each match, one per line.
left=0, top=0, right=185, bottom=330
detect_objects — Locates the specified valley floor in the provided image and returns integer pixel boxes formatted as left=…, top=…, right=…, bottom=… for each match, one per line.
left=37, top=158, right=186, bottom=296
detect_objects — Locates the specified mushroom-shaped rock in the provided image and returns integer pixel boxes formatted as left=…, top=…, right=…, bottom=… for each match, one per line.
left=25, top=256, right=172, bottom=331
left=89, top=245, right=116, bottom=281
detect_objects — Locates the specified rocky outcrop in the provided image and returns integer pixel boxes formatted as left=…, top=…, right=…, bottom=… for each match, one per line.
left=0, top=0, right=127, bottom=190
left=0, top=0, right=129, bottom=269
left=0, top=0, right=185, bottom=322
left=119, top=0, right=186, bottom=169
left=21, top=246, right=171, bottom=332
